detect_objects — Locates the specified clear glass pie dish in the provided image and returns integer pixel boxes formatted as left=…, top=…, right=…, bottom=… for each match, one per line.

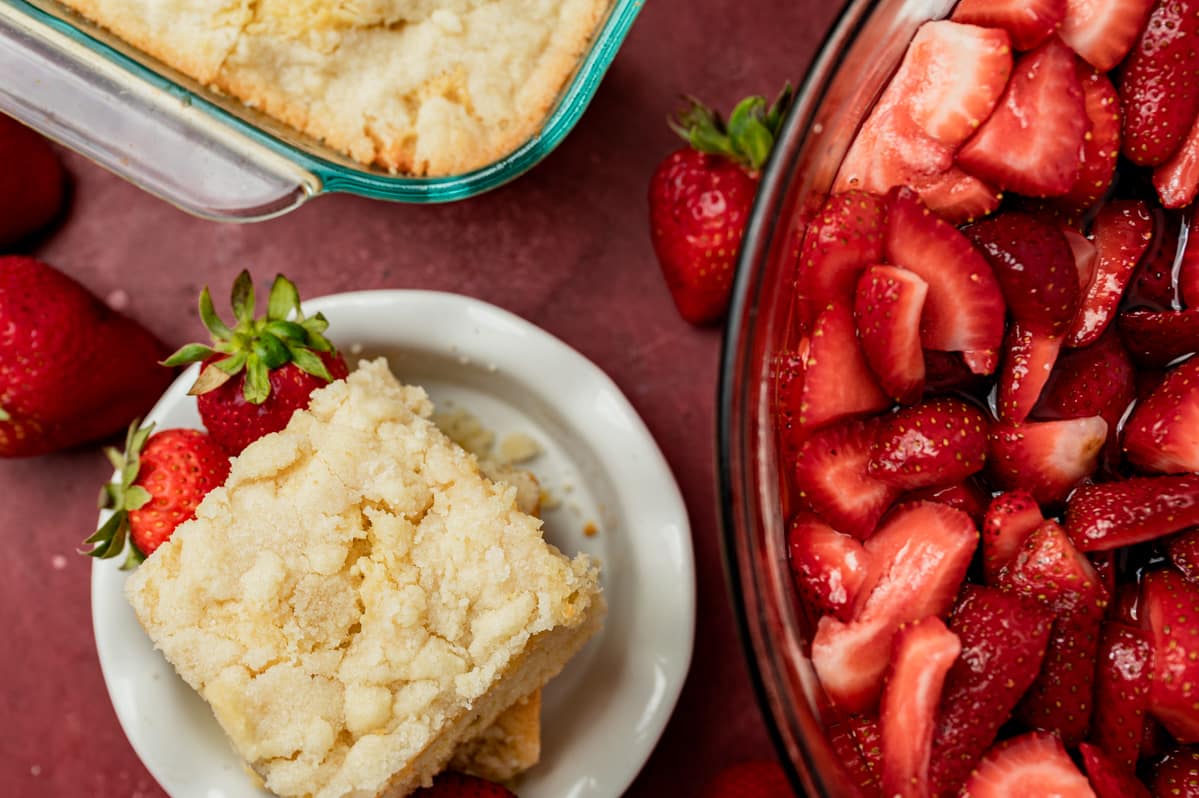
left=717, top=1, right=956, bottom=795
left=0, top=0, right=641, bottom=220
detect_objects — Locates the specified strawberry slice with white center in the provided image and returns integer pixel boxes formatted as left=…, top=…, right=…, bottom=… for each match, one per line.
left=981, top=490, right=1044, bottom=584
left=1059, top=0, right=1156, bottom=71
left=798, top=303, right=890, bottom=430
left=1066, top=475, right=1199, bottom=551
left=798, top=190, right=886, bottom=320
left=929, top=585, right=1054, bottom=797
left=1124, top=356, right=1199, bottom=473
left=988, top=416, right=1108, bottom=505
left=1057, top=62, right=1121, bottom=215
left=1156, top=114, right=1199, bottom=209
left=854, top=265, right=927, bottom=405
left=879, top=616, right=962, bottom=798
left=1067, top=200, right=1155, bottom=347
left=884, top=187, right=1006, bottom=366
left=811, top=502, right=977, bottom=712
left=962, top=731, right=1097, bottom=797
left=1090, top=622, right=1153, bottom=773
left=997, top=322, right=1063, bottom=423
left=792, top=418, right=900, bottom=540
left=1120, top=0, right=1199, bottom=167
left=1152, top=748, right=1199, bottom=797
left=1168, top=530, right=1199, bottom=583
left=907, top=167, right=1001, bottom=225
left=952, top=0, right=1067, bottom=50
left=786, top=514, right=869, bottom=622
left=1079, top=742, right=1152, bottom=798
left=868, top=397, right=988, bottom=490
left=1143, top=569, right=1199, bottom=742
left=1118, top=308, right=1199, bottom=367
left=957, top=37, right=1088, bottom=198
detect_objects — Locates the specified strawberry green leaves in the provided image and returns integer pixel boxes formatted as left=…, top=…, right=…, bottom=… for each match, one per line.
left=82, top=420, right=154, bottom=570
left=669, top=85, right=793, bottom=172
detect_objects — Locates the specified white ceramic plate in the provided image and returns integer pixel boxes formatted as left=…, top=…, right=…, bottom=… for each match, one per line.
left=91, top=290, right=696, bottom=798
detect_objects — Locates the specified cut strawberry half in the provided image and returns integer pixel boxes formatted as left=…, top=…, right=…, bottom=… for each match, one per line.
left=1090, top=622, right=1153, bottom=773
left=854, top=265, right=927, bottom=404
left=903, top=479, right=989, bottom=524
left=1079, top=742, right=1152, bottom=798
left=1056, top=62, right=1121, bottom=215
left=1058, top=0, right=1156, bottom=71
left=1120, top=0, right=1199, bottom=167
left=792, top=418, right=900, bottom=540
left=1065, top=226, right=1099, bottom=293
left=798, top=191, right=887, bottom=320
left=1143, top=569, right=1199, bottom=742
left=1067, top=200, right=1155, bottom=347
left=907, top=167, right=1002, bottom=225
left=879, top=617, right=962, bottom=798
left=997, top=323, right=1063, bottom=423
left=868, top=397, right=988, bottom=491
left=929, top=585, right=1054, bottom=797
left=982, top=490, right=1044, bottom=584
left=965, top=211, right=1081, bottom=336
left=1124, top=356, right=1199, bottom=472
left=962, top=731, right=1096, bottom=797
left=1167, top=529, right=1199, bottom=584
left=957, top=37, right=1088, bottom=198
left=884, top=187, right=1005, bottom=364
left=798, top=303, right=890, bottom=430
left=1118, top=308, right=1199, bottom=368
left=811, top=502, right=977, bottom=711
left=1152, top=748, right=1199, bottom=797
left=1156, top=114, right=1199, bottom=209
left=952, top=0, right=1067, bottom=50
left=988, top=416, right=1108, bottom=505
left=1066, top=475, right=1199, bottom=551
left=786, top=514, right=869, bottom=622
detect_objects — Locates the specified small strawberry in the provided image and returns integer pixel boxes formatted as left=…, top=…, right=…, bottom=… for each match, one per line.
left=1142, top=569, right=1199, bottom=742
left=854, top=265, right=928, bottom=404
left=1066, top=475, right=1199, bottom=551
left=952, top=0, right=1067, bottom=50
left=987, top=416, right=1108, bottom=505
left=797, top=303, right=889, bottom=430
left=996, top=322, right=1063, bottom=423
left=1117, top=308, right=1199, bottom=367
left=981, top=490, right=1044, bottom=584
left=82, top=421, right=230, bottom=568
left=0, top=114, right=65, bottom=247
left=1079, top=742, right=1152, bottom=798
left=701, top=760, right=793, bottom=798
left=163, top=271, right=349, bottom=455
left=868, top=397, right=988, bottom=491
left=1090, top=622, right=1153, bottom=773
left=929, top=585, right=1054, bottom=797
left=1058, top=0, right=1156, bottom=71
left=648, top=87, right=791, bottom=324
left=0, top=256, right=173, bottom=457
left=961, top=732, right=1095, bottom=798
left=902, top=479, right=990, bottom=524
left=412, top=772, right=516, bottom=797
left=786, top=514, right=869, bottom=622
left=1055, top=62, right=1121, bottom=216
left=1123, top=356, right=1199, bottom=472
left=799, top=191, right=887, bottom=322
left=1155, top=112, right=1199, bottom=208
left=1152, top=748, right=1199, bottom=797
left=1067, top=200, right=1155, bottom=347
left=879, top=616, right=961, bottom=798
left=1167, top=530, right=1199, bottom=583
left=1119, top=0, right=1199, bottom=167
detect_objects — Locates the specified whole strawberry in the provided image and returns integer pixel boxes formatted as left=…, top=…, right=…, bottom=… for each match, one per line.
left=164, top=271, right=348, bottom=455
left=649, top=87, right=791, bottom=324
left=0, top=114, right=65, bottom=247
left=411, top=771, right=515, bottom=797
left=701, top=760, right=794, bottom=798
left=0, top=256, right=173, bottom=457
left=83, top=421, right=230, bottom=568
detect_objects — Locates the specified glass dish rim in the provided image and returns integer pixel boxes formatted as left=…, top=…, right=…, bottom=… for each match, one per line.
left=7, top=0, right=642, bottom=203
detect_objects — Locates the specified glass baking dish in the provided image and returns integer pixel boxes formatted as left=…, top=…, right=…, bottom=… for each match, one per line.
left=0, top=0, right=641, bottom=220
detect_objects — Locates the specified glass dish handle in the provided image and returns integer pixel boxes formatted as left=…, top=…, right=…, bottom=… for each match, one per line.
left=0, top=2, right=317, bottom=221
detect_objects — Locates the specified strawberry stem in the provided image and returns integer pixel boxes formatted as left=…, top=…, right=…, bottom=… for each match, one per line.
left=669, top=84, right=793, bottom=172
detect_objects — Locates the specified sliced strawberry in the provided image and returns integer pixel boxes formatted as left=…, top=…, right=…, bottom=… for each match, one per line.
left=811, top=502, right=977, bottom=711
left=1120, top=0, right=1199, bottom=167
left=1167, top=529, right=1199, bottom=584
left=903, top=479, right=989, bottom=524
left=787, top=514, right=869, bottom=622
left=879, top=617, right=961, bottom=798
left=982, top=490, right=1044, bottom=584
left=884, top=187, right=1005, bottom=363
left=1090, top=622, right=1153, bottom=773
left=1057, top=63, right=1121, bottom=215
left=1065, top=227, right=1099, bottom=293
left=798, top=191, right=887, bottom=319
left=965, top=212, right=1081, bottom=336
left=1066, top=475, right=1199, bottom=551
left=1035, top=330, right=1135, bottom=427
left=827, top=715, right=883, bottom=796
left=1181, top=220, right=1199, bottom=308
left=848, top=713, right=883, bottom=781
left=1143, top=569, right=1199, bottom=742
left=772, top=348, right=808, bottom=463
left=868, top=398, right=988, bottom=491
left=952, top=0, right=1066, bottom=50
left=854, top=265, right=927, bottom=404
left=1155, top=114, right=1199, bottom=208
left=798, top=303, right=890, bottom=430
left=1059, top=0, right=1156, bottom=70
left=1079, top=742, right=1152, bottom=798
left=792, top=419, right=900, bottom=540
left=958, top=37, right=1088, bottom=197
left=929, top=585, right=1054, bottom=797
left=1124, top=356, right=1199, bottom=472
left=997, top=323, right=1063, bottom=423
left=1067, top=200, right=1155, bottom=347
left=1118, top=308, right=1199, bottom=368
left=988, top=416, right=1108, bottom=505
left=1152, top=748, right=1199, bottom=797
left=962, top=731, right=1096, bottom=797
left=907, top=167, right=1001, bottom=225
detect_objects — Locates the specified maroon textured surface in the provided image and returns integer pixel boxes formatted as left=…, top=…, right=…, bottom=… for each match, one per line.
left=0, top=1, right=842, bottom=795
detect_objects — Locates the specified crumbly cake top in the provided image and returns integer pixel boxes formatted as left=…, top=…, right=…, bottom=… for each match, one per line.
left=124, top=358, right=600, bottom=798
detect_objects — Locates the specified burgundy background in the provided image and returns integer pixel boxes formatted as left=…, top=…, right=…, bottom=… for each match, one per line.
left=0, top=1, right=843, bottom=795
